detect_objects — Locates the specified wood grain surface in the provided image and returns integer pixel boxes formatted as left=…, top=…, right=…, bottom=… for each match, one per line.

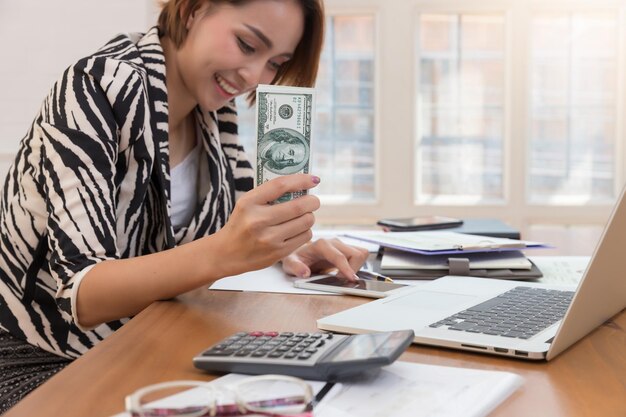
left=5, top=289, right=625, bottom=417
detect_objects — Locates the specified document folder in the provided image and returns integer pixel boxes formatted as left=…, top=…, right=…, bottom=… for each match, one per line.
left=346, top=231, right=549, bottom=255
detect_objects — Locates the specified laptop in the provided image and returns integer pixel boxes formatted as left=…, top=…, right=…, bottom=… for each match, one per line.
left=318, top=189, right=626, bottom=360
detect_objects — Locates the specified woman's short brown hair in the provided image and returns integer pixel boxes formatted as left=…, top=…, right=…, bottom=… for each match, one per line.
left=157, top=0, right=325, bottom=102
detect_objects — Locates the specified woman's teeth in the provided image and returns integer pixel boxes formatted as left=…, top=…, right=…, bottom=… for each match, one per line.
left=215, top=74, right=239, bottom=95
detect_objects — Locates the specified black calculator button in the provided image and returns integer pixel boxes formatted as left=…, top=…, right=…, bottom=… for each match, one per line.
left=279, top=332, right=294, bottom=337
left=235, top=350, right=252, bottom=357
left=203, top=349, right=235, bottom=356
left=234, top=332, right=248, bottom=337
left=305, top=348, right=318, bottom=354
left=213, top=344, right=230, bottom=349
left=250, top=351, right=267, bottom=357
left=296, top=332, right=309, bottom=337
left=297, top=353, right=312, bottom=360
left=284, top=352, right=297, bottom=359
left=315, top=340, right=325, bottom=347
left=310, top=333, right=323, bottom=339
left=268, top=352, right=284, bottom=358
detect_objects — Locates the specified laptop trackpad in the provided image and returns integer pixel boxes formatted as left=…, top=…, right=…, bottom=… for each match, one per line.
left=386, top=290, right=479, bottom=312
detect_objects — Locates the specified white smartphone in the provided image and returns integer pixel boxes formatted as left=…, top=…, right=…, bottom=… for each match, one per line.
left=294, top=275, right=408, bottom=298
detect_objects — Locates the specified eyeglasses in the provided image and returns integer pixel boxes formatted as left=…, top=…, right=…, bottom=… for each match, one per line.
left=125, top=374, right=314, bottom=417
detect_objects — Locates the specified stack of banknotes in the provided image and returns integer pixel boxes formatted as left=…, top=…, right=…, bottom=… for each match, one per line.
left=255, top=84, right=315, bottom=203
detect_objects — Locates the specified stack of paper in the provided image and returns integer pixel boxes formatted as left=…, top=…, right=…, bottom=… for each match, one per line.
left=349, top=231, right=549, bottom=280
left=317, top=361, right=522, bottom=417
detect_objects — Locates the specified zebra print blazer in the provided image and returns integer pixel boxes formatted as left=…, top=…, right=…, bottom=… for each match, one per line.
left=0, top=28, right=254, bottom=358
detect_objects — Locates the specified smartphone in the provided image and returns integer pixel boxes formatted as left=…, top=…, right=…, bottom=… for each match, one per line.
left=376, top=216, right=463, bottom=231
left=294, top=275, right=408, bottom=298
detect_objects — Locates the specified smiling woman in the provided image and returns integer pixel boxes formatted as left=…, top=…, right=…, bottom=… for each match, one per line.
left=159, top=0, right=324, bottom=103
left=0, top=0, right=370, bottom=412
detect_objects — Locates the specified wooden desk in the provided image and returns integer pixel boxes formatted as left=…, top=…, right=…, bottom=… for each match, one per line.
left=5, top=289, right=626, bottom=417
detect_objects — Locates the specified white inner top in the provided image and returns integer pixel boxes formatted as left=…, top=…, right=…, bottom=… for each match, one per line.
left=170, top=142, right=201, bottom=230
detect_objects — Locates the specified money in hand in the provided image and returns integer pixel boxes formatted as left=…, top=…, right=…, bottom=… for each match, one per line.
left=255, top=84, right=315, bottom=203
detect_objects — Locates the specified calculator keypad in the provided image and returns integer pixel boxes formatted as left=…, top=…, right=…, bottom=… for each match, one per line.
left=202, top=331, right=333, bottom=361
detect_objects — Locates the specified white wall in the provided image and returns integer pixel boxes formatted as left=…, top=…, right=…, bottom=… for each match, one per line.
left=0, top=0, right=159, bottom=179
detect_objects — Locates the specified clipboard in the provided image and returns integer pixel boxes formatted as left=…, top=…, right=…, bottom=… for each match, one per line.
left=345, top=231, right=549, bottom=255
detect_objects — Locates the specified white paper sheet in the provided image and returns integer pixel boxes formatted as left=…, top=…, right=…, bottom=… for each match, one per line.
left=529, top=256, right=590, bottom=286
left=316, top=361, right=522, bottom=417
left=209, top=264, right=334, bottom=295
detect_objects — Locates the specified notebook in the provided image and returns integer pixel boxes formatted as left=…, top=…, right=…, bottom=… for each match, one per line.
left=318, top=188, right=626, bottom=360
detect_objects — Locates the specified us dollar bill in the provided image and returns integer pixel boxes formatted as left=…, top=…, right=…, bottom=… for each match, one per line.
left=255, top=84, right=315, bottom=203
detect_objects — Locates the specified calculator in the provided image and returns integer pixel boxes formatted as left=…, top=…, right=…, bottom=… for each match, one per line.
left=193, top=329, right=414, bottom=381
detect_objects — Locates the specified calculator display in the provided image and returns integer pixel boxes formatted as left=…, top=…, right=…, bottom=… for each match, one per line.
left=329, top=332, right=394, bottom=362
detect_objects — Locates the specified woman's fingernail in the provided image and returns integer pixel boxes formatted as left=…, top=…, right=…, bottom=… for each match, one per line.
left=312, top=176, right=321, bottom=184
left=353, top=274, right=360, bottom=281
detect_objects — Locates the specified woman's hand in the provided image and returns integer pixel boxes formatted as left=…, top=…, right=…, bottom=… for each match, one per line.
left=210, top=174, right=321, bottom=277
left=281, top=238, right=370, bottom=281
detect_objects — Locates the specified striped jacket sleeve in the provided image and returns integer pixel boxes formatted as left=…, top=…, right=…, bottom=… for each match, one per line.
left=39, top=54, right=147, bottom=330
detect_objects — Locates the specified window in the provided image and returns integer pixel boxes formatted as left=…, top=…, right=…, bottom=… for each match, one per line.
left=529, top=12, right=618, bottom=203
left=417, top=13, right=505, bottom=202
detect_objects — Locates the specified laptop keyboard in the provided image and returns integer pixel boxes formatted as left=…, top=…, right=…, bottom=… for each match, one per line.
left=429, top=286, right=575, bottom=339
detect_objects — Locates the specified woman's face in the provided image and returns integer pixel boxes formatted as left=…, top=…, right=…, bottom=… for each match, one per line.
left=175, top=0, right=305, bottom=112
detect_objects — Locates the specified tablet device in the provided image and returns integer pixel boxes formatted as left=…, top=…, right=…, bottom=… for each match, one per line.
left=294, top=275, right=408, bottom=298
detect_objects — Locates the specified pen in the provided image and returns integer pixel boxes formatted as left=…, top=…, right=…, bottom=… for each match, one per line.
left=356, top=269, right=395, bottom=283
